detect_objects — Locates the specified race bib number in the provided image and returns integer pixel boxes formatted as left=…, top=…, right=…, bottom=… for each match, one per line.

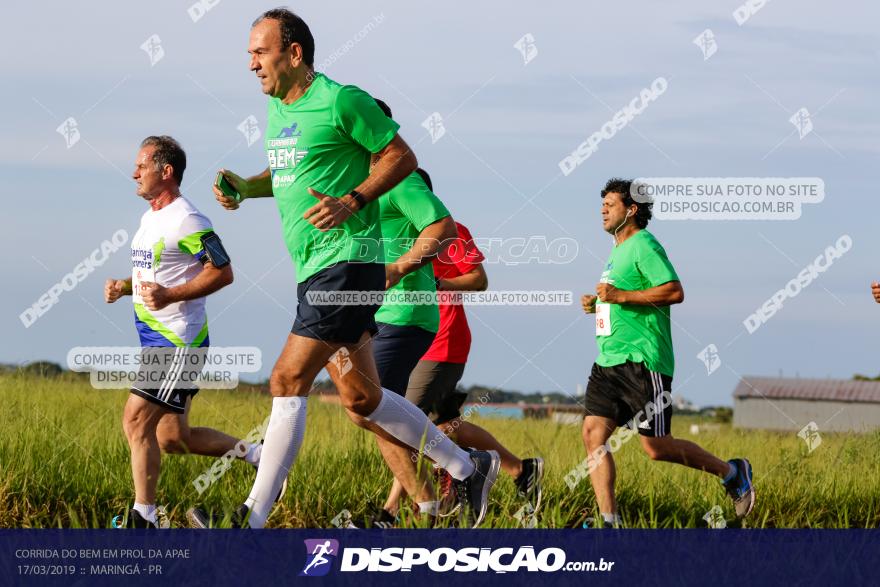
left=596, top=302, right=611, bottom=336
left=132, top=266, right=155, bottom=305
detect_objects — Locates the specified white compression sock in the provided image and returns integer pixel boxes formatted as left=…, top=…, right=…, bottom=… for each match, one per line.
left=366, top=389, right=475, bottom=481
left=133, top=503, right=157, bottom=524
left=244, top=396, right=307, bottom=528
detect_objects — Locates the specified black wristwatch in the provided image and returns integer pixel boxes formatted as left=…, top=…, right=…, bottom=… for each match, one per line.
left=348, top=189, right=368, bottom=210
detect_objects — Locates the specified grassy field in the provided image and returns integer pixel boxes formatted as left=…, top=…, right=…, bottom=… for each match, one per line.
left=2, top=372, right=879, bottom=529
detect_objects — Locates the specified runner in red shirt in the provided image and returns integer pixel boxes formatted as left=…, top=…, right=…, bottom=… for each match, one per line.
left=399, top=221, right=545, bottom=515
left=420, top=222, right=482, bottom=365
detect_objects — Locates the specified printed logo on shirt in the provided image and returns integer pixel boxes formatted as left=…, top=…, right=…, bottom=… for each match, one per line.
left=132, top=248, right=153, bottom=268
left=267, top=123, right=309, bottom=171
left=600, top=262, right=613, bottom=285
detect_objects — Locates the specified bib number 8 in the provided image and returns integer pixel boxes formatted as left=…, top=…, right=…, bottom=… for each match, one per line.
left=596, top=302, right=611, bottom=336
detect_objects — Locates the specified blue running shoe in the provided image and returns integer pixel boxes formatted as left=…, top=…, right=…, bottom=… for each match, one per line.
left=723, top=458, right=755, bottom=518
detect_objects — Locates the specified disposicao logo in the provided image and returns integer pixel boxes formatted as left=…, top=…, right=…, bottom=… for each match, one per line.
left=300, top=539, right=339, bottom=577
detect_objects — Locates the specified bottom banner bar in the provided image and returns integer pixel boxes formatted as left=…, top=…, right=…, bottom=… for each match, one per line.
left=1, top=529, right=875, bottom=586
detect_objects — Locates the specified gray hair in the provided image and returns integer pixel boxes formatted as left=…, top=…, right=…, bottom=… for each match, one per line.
left=140, top=135, right=186, bottom=185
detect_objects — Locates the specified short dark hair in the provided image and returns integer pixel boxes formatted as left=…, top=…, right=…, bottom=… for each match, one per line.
left=253, top=8, right=315, bottom=67
left=374, top=98, right=392, bottom=119
left=140, top=135, right=186, bottom=185
left=415, top=168, right=433, bottom=191
left=601, top=177, right=652, bottom=228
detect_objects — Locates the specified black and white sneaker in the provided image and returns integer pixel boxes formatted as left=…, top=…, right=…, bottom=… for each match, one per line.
left=187, top=504, right=250, bottom=529
left=514, top=457, right=544, bottom=514
left=453, top=450, right=500, bottom=528
left=580, top=517, right=617, bottom=529
left=114, top=509, right=158, bottom=529
left=346, top=507, right=398, bottom=529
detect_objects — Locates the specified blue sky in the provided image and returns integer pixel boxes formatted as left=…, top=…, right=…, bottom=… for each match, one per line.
left=2, top=1, right=879, bottom=406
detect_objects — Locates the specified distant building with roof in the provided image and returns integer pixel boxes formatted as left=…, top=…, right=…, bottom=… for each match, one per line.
left=732, top=376, right=880, bottom=432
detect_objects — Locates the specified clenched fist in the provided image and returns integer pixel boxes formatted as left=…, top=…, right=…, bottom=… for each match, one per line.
left=139, top=281, right=173, bottom=311
left=105, top=279, right=129, bottom=303
left=581, top=294, right=597, bottom=314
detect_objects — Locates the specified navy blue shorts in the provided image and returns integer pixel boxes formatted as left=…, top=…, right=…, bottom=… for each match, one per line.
left=372, top=322, right=437, bottom=395
left=292, top=262, right=384, bottom=344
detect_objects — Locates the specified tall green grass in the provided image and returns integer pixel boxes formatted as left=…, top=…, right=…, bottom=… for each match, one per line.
left=2, top=373, right=878, bottom=528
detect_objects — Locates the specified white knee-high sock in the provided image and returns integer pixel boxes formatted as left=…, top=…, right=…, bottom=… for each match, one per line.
left=244, top=396, right=307, bottom=528
left=366, top=389, right=475, bottom=480
left=242, top=442, right=262, bottom=466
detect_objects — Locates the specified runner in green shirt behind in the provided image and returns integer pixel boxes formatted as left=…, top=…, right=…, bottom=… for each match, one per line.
left=578, top=177, right=755, bottom=528
left=344, top=99, right=459, bottom=528
left=187, top=8, right=499, bottom=530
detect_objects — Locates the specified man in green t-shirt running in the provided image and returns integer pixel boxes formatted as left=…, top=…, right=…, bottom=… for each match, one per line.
left=187, top=9, right=498, bottom=530
left=335, top=99, right=458, bottom=528
left=579, top=178, right=755, bottom=528
left=357, top=101, right=544, bottom=526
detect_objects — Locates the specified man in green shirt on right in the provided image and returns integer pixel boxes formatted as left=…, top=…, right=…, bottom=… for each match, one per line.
left=580, top=178, right=755, bottom=528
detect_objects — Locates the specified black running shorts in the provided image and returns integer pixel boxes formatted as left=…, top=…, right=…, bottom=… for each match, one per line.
left=583, top=361, right=673, bottom=437
left=130, top=346, right=205, bottom=414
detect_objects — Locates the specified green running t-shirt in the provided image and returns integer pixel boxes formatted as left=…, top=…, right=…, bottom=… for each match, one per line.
left=595, top=230, right=679, bottom=377
left=374, top=171, right=451, bottom=332
left=265, top=73, right=400, bottom=282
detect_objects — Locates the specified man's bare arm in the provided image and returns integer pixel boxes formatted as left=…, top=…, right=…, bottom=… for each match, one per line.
left=140, top=263, right=234, bottom=311
left=304, top=134, right=418, bottom=231
left=393, top=217, right=457, bottom=274
left=385, top=216, right=457, bottom=289
left=166, top=262, right=234, bottom=302
left=351, top=134, right=418, bottom=204
left=214, top=168, right=273, bottom=210
left=437, top=265, right=488, bottom=292
left=595, top=280, right=684, bottom=306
